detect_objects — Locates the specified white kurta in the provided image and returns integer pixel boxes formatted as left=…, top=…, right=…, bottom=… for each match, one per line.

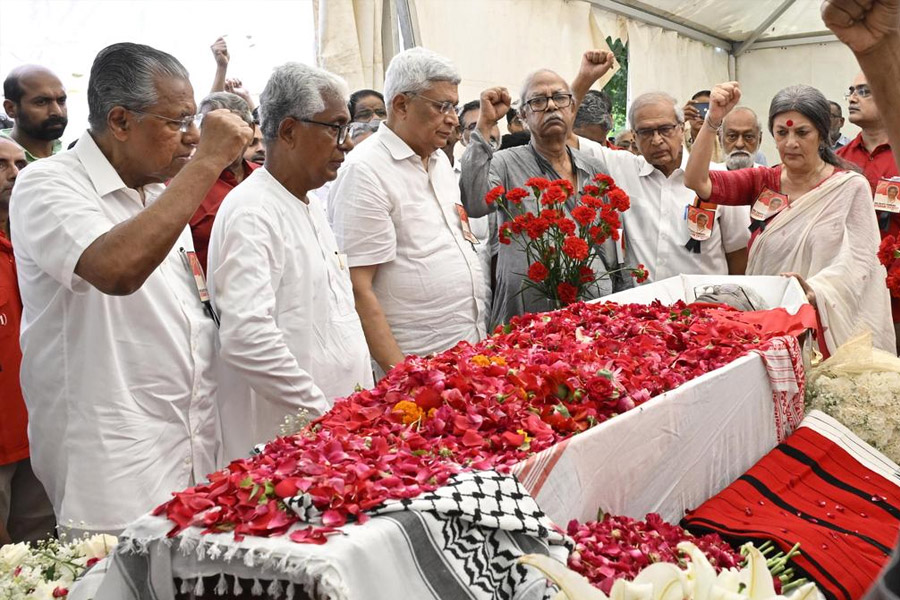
left=330, top=124, right=486, bottom=358
left=580, top=144, right=751, bottom=281
left=10, top=132, right=219, bottom=533
left=208, top=168, right=373, bottom=462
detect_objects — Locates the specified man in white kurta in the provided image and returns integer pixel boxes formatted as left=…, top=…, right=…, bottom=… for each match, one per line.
left=330, top=48, right=485, bottom=376
left=9, top=43, right=252, bottom=535
left=208, top=63, right=373, bottom=461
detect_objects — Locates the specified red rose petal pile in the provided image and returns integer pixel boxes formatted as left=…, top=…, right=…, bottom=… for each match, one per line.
left=878, top=235, right=900, bottom=298
left=156, top=301, right=772, bottom=543
left=566, top=513, right=744, bottom=594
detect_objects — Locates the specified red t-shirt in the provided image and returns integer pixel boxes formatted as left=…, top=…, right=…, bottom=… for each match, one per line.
left=0, top=233, right=29, bottom=465
left=189, top=160, right=259, bottom=272
left=837, top=135, right=900, bottom=321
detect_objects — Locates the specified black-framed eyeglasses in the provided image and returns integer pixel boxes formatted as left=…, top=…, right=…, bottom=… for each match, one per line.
left=845, top=84, right=872, bottom=99
left=129, top=109, right=202, bottom=133
left=635, top=123, right=681, bottom=141
left=403, top=91, right=458, bottom=116
left=524, top=93, right=574, bottom=112
left=295, top=117, right=351, bottom=144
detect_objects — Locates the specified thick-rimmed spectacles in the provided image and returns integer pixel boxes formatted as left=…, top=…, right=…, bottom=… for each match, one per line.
left=295, top=117, right=351, bottom=144
left=724, top=131, right=759, bottom=144
left=635, top=123, right=681, bottom=141
left=844, top=85, right=872, bottom=99
left=129, top=109, right=201, bottom=133
left=524, top=93, right=574, bottom=112
left=404, top=92, right=458, bottom=115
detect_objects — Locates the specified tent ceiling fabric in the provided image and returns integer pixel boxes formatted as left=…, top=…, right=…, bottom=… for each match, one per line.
left=609, top=0, right=832, bottom=45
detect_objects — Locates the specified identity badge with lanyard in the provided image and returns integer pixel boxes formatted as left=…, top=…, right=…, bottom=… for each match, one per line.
left=874, top=177, right=900, bottom=231
left=683, top=197, right=717, bottom=254
left=748, top=187, right=789, bottom=233
left=179, top=247, right=220, bottom=328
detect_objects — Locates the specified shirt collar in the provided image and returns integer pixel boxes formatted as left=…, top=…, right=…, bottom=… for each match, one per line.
left=848, top=132, right=892, bottom=155
left=73, top=131, right=131, bottom=198
left=638, top=148, right=688, bottom=178
left=0, top=128, right=62, bottom=163
left=378, top=123, right=419, bottom=162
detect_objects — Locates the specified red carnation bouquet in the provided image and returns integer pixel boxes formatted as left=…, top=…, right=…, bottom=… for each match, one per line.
left=487, top=174, right=647, bottom=308
left=878, top=235, right=900, bottom=298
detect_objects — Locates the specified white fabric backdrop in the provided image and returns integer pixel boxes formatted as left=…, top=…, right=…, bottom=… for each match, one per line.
left=410, top=0, right=616, bottom=114
left=625, top=19, right=730, bottom=114
left=736, top=42, right=863, bottom=164
left=315, top=0, right=387, bottom=91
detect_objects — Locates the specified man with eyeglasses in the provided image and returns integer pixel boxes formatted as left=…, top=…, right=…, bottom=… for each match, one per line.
left=828, top=101, right=851, bottom=150
left=719, top=106, right=765, bottom=171
left=838, top=74, right=897, bottom=195
left=567, top=50, right=750, bottom=282
left=8, top=42, right=252, bottom=537
left=207, top=63, right=372, bottom=461
left=331, top=47, right=485, bottom=378
left=460, top=54, right=631, bottom=329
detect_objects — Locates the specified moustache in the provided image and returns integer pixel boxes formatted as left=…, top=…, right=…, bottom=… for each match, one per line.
left=42, top=117, right=68, bottom=129
left=727, top=150, right=751, bottom=157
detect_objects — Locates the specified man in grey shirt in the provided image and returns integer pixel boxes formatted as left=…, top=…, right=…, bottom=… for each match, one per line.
left=459, top=66, right=631, bottom=329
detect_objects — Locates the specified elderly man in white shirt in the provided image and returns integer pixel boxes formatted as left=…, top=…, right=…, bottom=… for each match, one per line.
left=330, top=48, right=485, bottom=376
left=571, top=51, right=750, bottom=281
left=208, top=63, right=373, bottom=461
left=9, top=43, right=252, bottom=536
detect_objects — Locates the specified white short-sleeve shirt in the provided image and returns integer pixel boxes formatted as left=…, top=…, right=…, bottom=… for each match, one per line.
left=208, top=168, right=373, bottom=461
left=330, top=124, right=485, bottom=358
left=9, top=131, right=219, bottom=532
left=580, top=143, right=751, bottom=282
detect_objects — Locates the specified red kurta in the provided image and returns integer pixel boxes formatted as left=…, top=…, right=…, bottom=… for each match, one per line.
left=0, top=232, right=29, bottom=465
left=189, top=160, right=259, bottom=271
left=838, top=134, right=900, bottom=321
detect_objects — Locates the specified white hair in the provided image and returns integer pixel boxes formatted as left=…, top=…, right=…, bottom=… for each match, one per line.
left=628, top=92, right=685, bottom=130
left=383, top=47, right=461, bottom=112
left=518, top=69, right=569, bottom=109
left=259, top=62, right=349, bottom=142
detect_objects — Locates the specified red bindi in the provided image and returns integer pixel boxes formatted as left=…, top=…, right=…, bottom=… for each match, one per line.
left=786, top=119, right=794, bottom=127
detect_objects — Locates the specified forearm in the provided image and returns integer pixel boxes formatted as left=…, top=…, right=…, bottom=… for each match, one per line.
left=75, top=156, right=223, bottom=294
left=219, top=321, right=330, bottom=414
left=459, top=131, right=499, bottom=218
left=570, top=72, right=594, bottom=109
left=855, top=33, right=900, bottom=168
left=683, top=123, right=716, bottom=198
left=211, top=65, right=227, bottom=92
left=353, top=288, right=405, bottom=373
left=726, top=248, right=748, bottom=275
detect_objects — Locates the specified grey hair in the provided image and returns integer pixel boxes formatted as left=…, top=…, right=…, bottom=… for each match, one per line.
left=719, top=106, right=763, bottom=144
left=768, top=84, right=847, bottom=168
left=383, top=47, right=460, bottom=111
left=259, top=62, right=350, bottom=142
left=88, top=42, right=189, bottom=132
left=628, top=92, right=685, bottom=130
left=518, top=69, right=569, bottom=109
left=574, top=92, right=614, bottom=130
left=199, top=92, right=253, bottom=127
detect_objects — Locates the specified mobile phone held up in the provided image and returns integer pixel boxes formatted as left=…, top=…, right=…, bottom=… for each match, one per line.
left=695, top=102, right=709, bottom=120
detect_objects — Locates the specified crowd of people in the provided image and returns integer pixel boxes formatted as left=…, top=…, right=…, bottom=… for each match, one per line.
left=0, top=2, right=899, bottom=581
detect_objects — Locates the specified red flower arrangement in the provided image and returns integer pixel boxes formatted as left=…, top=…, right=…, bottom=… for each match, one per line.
left=878, top=235, right=900, bottom=298
left=488, top=175, right=646, bottom=308
left=156, top=301, right=772, bottom=543
left=566, top=513, right=743, bottom=594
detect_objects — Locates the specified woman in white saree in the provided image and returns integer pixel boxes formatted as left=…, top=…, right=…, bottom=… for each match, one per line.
left=684, top=82, right=895, bottom=355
